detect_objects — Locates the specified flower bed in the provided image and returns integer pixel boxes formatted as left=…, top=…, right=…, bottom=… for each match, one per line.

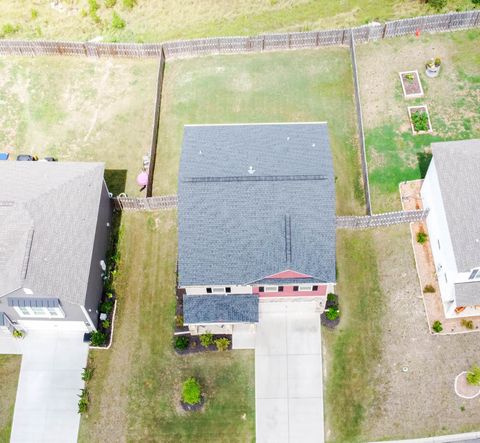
left=407, top=105, right=432, bottom=134
left=321, top=293, right=340, bottom=328
left=174, top=333, right=232, bottom=354
left=399, top=70, right=424, bottom=98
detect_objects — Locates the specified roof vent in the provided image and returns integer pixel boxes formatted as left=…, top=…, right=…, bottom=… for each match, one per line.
left=312, top=143, right=316, bottom=147
left=287, top=136, right=290, bottom=141
left=199, top=150, right=203, bottom=155
left=248, top=166, right=255, bottom=174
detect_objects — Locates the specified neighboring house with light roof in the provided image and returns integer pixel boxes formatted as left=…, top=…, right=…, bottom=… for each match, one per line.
left=0, top=161, right=111, bottom=333
left=421, top=139, right=480, bottom=318
left=177, top=123, right=336, bottom=337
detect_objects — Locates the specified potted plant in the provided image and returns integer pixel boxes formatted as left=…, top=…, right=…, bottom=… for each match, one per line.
left=425, top=57, right=441, bottom=78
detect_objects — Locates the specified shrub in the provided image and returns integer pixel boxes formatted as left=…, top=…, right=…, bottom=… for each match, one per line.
left=105, top=0, right=117, bottom=6
left=214, top=337, right=231, bottom=351
left=411, top=111, right=429, bottom=132
left=182, top=377, right=202, bottom=405
left=428, top=0, right=447, bottom=10
left=174, top=335, right=189, bottom=350
left=123, top=0, right=137, bottom=8
left=466, top=366, right=480, bottom=385
left=2, top=23, right=19, bottom=36
left=432, top=320, right=443, bottom=333
left=404, top=73, right=414, bottom=81
left=434, top=57, right=441, bottom=67
left=100, top=300, right=114, bottom=314
left=461, top=319, right=474, bottom=330
left=111, top=12, right=126, bottom=29
left=31, top=9, right=39, bottom=19
left=175, top=315, right=184, bottom=328
left=473, top=0, right=480, bottom=4
left=416, top=231, right=428, bottom=244
left=423, top=284, right=435, bottom=293
left=90, top=331, right=107, bottom=346
left=199, top=333, right=214, bottom=348
left=102, top=320, right=110, bottom=329
left=78, top=389, right=89, bottom=413
left=325, top=307, right=340, bottom=321
left=88, top=0, right=101, bottom=23
left=82, top=366, right=94, bottom=382
left=327, top=293, right=337, bottom=303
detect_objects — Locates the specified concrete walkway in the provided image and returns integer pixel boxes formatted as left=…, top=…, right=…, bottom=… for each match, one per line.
left=255, top=302, right=324, bottom=443
left=7, top=330, right=89, bottom=443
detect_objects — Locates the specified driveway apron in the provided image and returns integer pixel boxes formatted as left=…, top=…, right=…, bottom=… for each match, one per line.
left=10, top=330, right=89, bottom=443
left=255, top=302, right=324, bottom=443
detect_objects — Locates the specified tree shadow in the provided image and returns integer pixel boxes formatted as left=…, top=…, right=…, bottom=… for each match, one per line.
left=417, top=152, right=432, bottom=179
left=104, top=169, right=127, bottom=196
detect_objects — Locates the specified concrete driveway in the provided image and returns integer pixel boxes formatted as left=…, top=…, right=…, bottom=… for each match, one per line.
left=6, top=330, right=89, bottom=443
left=255, top=301, right=324, bottom=443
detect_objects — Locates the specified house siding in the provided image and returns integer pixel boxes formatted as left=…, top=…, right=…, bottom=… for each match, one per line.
left=421, top=160, right=458, bottom=314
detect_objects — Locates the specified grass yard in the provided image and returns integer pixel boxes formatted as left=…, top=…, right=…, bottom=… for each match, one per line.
left=78, top=211, right=255, bottom=443
left=156, top=48, right=364, bottom=215
left=0, top=0, right=475, bottom=43
left=356, top=28, right=480, bottom=212
left=0, top=56, right=157, bottom=195
left=325, top=224, right=480, bottom=442
left=0, top=355, right=21, bottom=443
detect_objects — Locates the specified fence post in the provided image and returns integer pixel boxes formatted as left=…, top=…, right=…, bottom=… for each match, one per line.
left=146, top=47, right=166, bottom=197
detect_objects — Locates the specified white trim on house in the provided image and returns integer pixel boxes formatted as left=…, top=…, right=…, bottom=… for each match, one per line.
left=185, top=122, right=328, bottom=127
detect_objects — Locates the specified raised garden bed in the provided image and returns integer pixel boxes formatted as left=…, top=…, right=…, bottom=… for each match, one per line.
left=407, top=105, right=433, bottom=134
left=399, top=70, right=424, bottom=98
left=174, top=333, right=232, bottom=354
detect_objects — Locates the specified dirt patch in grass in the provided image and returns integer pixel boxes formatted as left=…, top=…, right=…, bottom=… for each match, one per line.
left=0, top=354, right=21, bottom=442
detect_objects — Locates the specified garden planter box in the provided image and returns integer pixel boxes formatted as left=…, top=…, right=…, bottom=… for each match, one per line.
left=399, top=70, right=424, bottom=98
left=408, top=105, right=433, bottom=135
left=174, top=333, right=232, bottom=354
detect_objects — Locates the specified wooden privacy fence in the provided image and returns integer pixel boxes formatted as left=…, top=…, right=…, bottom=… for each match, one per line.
left=336, top=210, right=428, bottom=229
left=113, top=195, right=178, bottom=211
left=0, top=11, right=478, bottom=58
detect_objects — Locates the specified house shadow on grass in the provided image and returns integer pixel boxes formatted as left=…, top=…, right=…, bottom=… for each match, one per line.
left=104, top=169, right=127, bottom=196
left=417, top=152, right=432, bottom=179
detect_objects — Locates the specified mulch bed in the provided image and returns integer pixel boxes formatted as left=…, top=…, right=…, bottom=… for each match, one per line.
left=321, top=296, right=340, bottom=329
left=400, top=71, right=423, bottom=97
left=180, top=395, right=205, bottom=412
left=174, top=334, right=232, bottom=355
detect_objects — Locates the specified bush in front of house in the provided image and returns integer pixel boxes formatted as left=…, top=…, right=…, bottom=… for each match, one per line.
left=199, top=333, right=214, bottom=348
left=82, top=366, right=94, bottom=382
left=416, top=231, right=428, bottom=244
left=174, top=335, right=189, bottom=350
left=90, top=331, right=107, bottom=346
left=214, top=337, right=231, bottom=351
left=467, top=366, right=480, bottom=385
left=423, top=284, right=435, bottom=293
left=182, top=377, right=202, bottom=405
left=432, top=320, right=443, bottom=333
left=100, top=300, right=114, bottom=314
left=78, top=388, right=89, bottom=414
left=461, top=319, right=474, bottom=330
left=325, top=306, right=340, bottom=321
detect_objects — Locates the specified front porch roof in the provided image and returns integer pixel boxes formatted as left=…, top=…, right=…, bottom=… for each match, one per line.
left=184, top=294, right=259, bottom=324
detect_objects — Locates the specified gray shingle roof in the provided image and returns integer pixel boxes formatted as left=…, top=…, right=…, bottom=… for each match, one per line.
left=455, top=281, right=480, bottom=307
left=0, top=162, right=105, bottom=306
left=432, top=139, right=480, bottom=272
left=183, top=294, right=259, bottom=324
left=8, top=297, right=60, bottom=308
left=178, top=123, right=336, bottom=287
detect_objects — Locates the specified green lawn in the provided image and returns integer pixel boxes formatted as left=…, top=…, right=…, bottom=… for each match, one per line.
left=0, top=56, right=157, bottom=195
left=156, top=48, right=364, bottom=215
left=0, top=0, right=474, bottom=43
left=78, top=211, right=255, bottom=442
left=0, top=355, right=21, bottom=443
left=356, top=29, right=480, bottom=212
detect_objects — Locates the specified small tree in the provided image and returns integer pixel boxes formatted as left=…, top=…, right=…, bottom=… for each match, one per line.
left=182, top=377, right=202, bottom=405
left=466, top=366, right=480, bottom=385
left=199, top=332, right=214, bottom=348
left=214, top=337, right=231, bottom=351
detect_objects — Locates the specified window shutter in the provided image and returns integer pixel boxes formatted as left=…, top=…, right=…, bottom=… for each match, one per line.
left=206, top=288, right=212, bottom=294
left=278, top=286, right=284, bottom=292
left=293, top=286, right=298, bottom=291
left=225, top=287, right=231, bottom=293
left=259, top=287, right=264, bottom=292
left=312, top=285, right=318, bottom=291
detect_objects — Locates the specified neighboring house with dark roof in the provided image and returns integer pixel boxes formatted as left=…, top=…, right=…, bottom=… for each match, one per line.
left=178, top=123, right=336, bottom=336
left=0, top=161, right=111, bottom=333
left=421, top=139, right=480, bottom=318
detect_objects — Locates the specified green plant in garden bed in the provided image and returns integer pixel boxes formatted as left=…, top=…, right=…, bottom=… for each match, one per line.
left=417, top=231, right=428, bottom=244
left=182, top=377, right=202, bottom=405
left=467, top=366, right=480, bottom=385
left=90, top=331, right=107, bottom=346
left=78, top=389, right=89, bottom=414
left=411, top=110, right=430, bottom=132
left=461, top=319, right=474, bottom=330
left=100, top=300, right=114, bottom=314
left=174, top=335, right=189, bottom=350
left=199, top=333, right=214, bottom=348
left=423, top=284, right=435, bottom=293
left=432, top=320, right=443, bottom=333
left=214, top=337, right=231, bottom=351
left=404, top=73, right=415, bottom=81
left=325, top=307, right=340, bottom=321
left=82, top=366, right=94, bottom=382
